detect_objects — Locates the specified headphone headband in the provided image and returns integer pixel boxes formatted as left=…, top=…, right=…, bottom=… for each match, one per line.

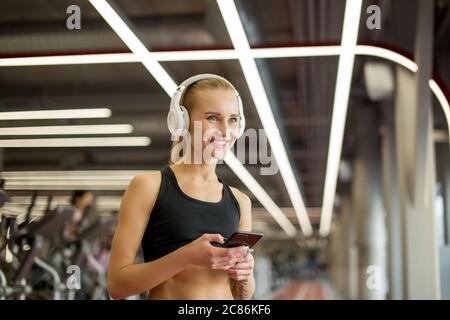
left=177, top=74, right=241, bottom=106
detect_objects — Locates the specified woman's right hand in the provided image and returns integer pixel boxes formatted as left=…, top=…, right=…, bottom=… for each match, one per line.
left=181, top=233, right=247, bottom=270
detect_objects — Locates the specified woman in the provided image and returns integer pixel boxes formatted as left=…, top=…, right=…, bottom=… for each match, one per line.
left=107, top=74, right=255, bottom=300
left=64, top=190, right=94, bottom=240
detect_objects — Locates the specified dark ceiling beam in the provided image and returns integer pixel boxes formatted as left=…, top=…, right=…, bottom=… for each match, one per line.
left=0, top=16, right=213, bottom=55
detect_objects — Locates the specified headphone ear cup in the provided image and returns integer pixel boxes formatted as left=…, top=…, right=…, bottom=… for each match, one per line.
left=167, top=108, right=183, bottom=137
left=179, top=105, right=190, bottom=136
left=167, top=108, right=177, bottom=136
left=167, top=105, right=189, bottom=137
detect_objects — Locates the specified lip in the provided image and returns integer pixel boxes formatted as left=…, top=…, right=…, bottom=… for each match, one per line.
left=209, top=137, right=231, bottom=149
left=213, top=141, right=229, bottom=149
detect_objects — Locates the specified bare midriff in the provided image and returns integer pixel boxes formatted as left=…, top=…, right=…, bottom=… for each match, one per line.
left=147, top=265, right=235, bottom=300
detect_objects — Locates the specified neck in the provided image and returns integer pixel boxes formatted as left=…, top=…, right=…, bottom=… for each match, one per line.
left=174, top=162, right=217, bottom=181
left=175, top=143, right=219, bottom=181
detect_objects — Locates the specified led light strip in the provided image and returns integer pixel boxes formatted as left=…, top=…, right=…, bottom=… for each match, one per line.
left=225, top=153, right=297, bottom=236
left=153, top=49, right=238, bottom=61
left=1, top=172, right=141, bottom=189
left=0, top=137, right=150, bottom=148
left=5, top=176, right=134, bottom=180
left=3, top=184, right=126, bottom=191
left=429, top=80, right=450, bottom=135
left=0, top=53, right=137, bottom=66
left=217, top=0, right=313, bottom=236
left=0, top=124, right=133, bottom=135
left=87, top=0, right=297, bottom=236
left=0, top=108, right=111, bottom=120
left=355, top=45, right=418, bottom=72
left=1, top=170, right=143, bottom=178
left=89, top=0, right=177, bottom=96
left=6, top=180, right=128, bottom=186
left=0, top=47, right=341, bottom=66
left=252, top=46, right=342, bottom=59
left=319, top=0, right=363, bottom=236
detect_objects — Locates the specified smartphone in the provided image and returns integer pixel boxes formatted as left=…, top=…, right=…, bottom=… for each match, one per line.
left=211, top=231, right=264, bottom=248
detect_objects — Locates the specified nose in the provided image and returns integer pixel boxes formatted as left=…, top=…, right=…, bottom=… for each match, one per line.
left=219, top=121, right=236, bottom=140
left=217, top=120, right=233, bottom=140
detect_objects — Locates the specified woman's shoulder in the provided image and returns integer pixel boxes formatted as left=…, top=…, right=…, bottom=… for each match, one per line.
left=119, top=170, right=164, bottom=220
left=228, top=186, right=251, bottom=207
left=228, top=186, right=252, bottom=228
left=127, top=170, right=162, bottom=195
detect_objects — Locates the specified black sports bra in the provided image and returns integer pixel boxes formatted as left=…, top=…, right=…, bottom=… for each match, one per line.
left=141, top=166, right=241, bottom=262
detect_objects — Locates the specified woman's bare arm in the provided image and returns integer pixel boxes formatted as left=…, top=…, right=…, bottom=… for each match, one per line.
left=107, top=172, right=189, bottom=299
left=229, top=188, right=256, bottom=300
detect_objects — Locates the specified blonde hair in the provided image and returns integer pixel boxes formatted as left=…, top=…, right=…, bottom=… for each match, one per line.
left=183, top=78, right=235, bottom=111
left=169, top=77, right=236, bottom=165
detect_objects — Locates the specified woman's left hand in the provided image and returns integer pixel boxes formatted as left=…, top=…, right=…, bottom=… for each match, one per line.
left=227, top=247, right=254, bottom=281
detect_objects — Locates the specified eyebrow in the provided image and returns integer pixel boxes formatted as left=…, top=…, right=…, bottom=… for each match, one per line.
left=204, top=111, right=240, bottom=117
left=204, top=111, right=220, bottom=116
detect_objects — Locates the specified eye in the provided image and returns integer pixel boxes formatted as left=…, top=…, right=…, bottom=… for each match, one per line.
left=207, top=115, right=219, bottom=121
left=229, top=117, right=239, bottom=124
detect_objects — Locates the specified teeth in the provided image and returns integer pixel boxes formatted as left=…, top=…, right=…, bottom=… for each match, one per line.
left=213, top=140, right=227, bottom=147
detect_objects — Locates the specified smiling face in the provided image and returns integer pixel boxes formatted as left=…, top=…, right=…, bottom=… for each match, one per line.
left=187, top=88, right=240, bottom=162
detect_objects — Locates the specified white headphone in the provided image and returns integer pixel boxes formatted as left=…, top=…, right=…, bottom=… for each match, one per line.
left=167, top=73, right=245, bottom=139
